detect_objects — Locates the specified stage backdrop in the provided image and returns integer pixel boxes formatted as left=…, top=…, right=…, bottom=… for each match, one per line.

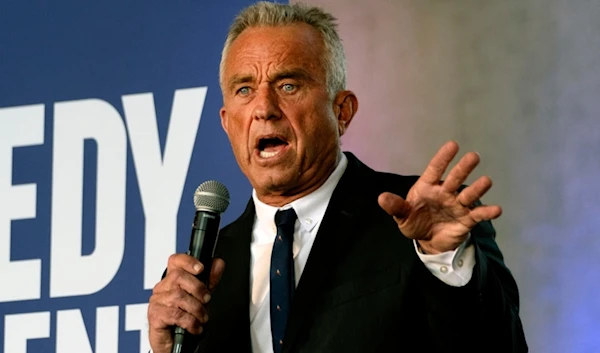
left=4, top=1, right=599, bottom=353
left=297, top=0, right=600, bottom=352
left=0, top=1, right=273, bottom=352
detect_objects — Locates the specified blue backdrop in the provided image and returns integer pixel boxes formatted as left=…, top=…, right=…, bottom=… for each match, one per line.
left=0, top=1, right=277, bottom=352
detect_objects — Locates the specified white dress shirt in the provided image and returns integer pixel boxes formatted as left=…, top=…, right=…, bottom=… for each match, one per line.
left=249, top=153, right=476, bottom=353
left=149, top=155, right=476, bottom=353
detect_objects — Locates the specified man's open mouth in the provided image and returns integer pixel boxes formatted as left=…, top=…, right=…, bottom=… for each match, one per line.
left=257, top=136, right=288, bottom=158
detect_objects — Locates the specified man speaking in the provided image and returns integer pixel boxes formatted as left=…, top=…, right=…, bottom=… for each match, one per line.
left=147, top=2, right=528, bottom=352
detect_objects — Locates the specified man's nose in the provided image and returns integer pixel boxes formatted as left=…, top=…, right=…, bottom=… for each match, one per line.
left=252, top=86, right=282, bottom=121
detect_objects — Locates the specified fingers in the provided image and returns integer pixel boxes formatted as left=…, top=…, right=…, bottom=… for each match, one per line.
left=469, top=204, right=502, bottom=222
left=442, top=152, right=480, bottom=193
left=148, top=253, right=222, bottom=344
left=167, top=253, right=204, bottom=276
left=456, top=175, right=492, bottom=208
left=419, top=141, right=459, bottom=185
left=378, top=192, right=411, bottom=219
left=150, top=270, right=209, bottom=327
left=148, top=288, right=208, bottom=334
left=457, top=176, right=502, bottom=221
left=147, top=297, right=203, bottom=353
left=159, top=267, right=212, bottom=304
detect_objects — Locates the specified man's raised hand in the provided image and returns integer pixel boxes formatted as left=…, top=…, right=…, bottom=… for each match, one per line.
left=378, top=141, right=502, bottom=254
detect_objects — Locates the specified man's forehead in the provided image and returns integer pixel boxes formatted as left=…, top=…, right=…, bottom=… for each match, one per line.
left=222, top=25, right=325, bottom=83
left=230, top=23, right=323, bottom=55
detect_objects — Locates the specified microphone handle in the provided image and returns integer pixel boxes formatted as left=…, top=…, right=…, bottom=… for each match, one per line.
left=172, top=210, right=221, bottom=353
left=188, top=210, right=221, bottom=283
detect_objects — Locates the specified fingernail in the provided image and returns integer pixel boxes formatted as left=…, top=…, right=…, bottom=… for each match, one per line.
left=203, top=314, right=209, bottom=323
left=203, top=293, right=211, bottom=303
left=193, top=263, right=202, bottom=273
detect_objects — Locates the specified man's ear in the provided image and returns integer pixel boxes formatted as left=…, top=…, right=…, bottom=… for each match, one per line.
left=332, top=90, right=358, bottom=136
left=220, top=107, right=229, bottom=134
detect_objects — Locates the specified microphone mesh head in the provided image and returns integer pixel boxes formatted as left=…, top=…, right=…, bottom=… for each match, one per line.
left=193, top=180, right=230, bottom=213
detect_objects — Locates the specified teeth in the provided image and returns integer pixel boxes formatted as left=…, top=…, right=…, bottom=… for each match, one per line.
left=259, top=150, right=280, bottom=158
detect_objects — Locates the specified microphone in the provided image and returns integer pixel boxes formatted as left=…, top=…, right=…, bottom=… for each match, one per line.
left=172, top=180, right=230, bottom=353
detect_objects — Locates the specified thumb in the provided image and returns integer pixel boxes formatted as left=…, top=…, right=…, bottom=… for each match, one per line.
left=378, top=192, right=411, bottom=219
left=208, top=258, right=226, bottom=291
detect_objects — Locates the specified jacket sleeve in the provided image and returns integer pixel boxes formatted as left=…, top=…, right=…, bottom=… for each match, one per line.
left=419, top=219, right=528, bottom=352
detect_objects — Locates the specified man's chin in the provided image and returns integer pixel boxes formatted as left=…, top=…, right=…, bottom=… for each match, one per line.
left=251, top=173, right=298, bottom=196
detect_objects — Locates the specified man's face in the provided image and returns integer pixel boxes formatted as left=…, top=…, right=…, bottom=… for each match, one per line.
left=220, top=23, right=356, bottom=205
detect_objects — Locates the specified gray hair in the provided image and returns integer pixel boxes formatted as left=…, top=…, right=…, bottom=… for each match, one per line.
left=219, top=1, right=347, bottom=98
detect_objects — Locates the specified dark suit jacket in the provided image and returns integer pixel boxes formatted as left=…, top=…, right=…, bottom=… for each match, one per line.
left=192, top=152, right=527, bottom=352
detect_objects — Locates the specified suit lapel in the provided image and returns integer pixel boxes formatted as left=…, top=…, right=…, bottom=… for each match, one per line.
left=203, top=199, right=255, bottom=352
left=283, top=153, right=374, bottom=351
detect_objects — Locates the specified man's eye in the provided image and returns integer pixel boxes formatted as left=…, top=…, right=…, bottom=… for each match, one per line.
left=282, top=84, right=295, bottom=92
left=237, top=87, right=251, bottom=95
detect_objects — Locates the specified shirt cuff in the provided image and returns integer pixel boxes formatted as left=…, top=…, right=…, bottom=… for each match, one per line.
left=413, top=234, right=476, bottom=287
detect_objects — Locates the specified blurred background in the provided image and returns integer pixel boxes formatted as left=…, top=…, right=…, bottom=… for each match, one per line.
left=297, top=0, right=600, bottom=352
left=1, top=0, right=599, bottom=352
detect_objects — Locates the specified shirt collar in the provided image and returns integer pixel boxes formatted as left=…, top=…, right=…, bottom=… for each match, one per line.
left=252, top=153, right=348, bottom=244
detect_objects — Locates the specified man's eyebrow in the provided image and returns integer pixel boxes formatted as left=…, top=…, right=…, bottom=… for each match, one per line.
left=227, top=75, right=255, bottom=92
left=272, top=69, right=312, bottom=82
left=227, top=69, right=314, bottom=92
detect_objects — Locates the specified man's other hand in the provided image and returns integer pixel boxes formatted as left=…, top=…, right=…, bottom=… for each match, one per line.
left=378, top=141, right=502, bottom=254
left=147, top=254, right=225, bottom=353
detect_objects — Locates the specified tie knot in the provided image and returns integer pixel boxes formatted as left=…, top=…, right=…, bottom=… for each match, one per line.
left=275, top=208, right=297, bottom=228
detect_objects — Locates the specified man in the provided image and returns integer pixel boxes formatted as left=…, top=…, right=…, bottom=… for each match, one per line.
left=147, top=2, right=527, bottom=352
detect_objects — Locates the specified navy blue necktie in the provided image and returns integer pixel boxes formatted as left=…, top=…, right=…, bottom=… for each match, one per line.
left=270, top=208, right=297, bottom=353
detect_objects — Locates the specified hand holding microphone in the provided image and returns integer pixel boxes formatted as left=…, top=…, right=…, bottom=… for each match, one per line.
left=147, top=181, right=230, bottom=353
